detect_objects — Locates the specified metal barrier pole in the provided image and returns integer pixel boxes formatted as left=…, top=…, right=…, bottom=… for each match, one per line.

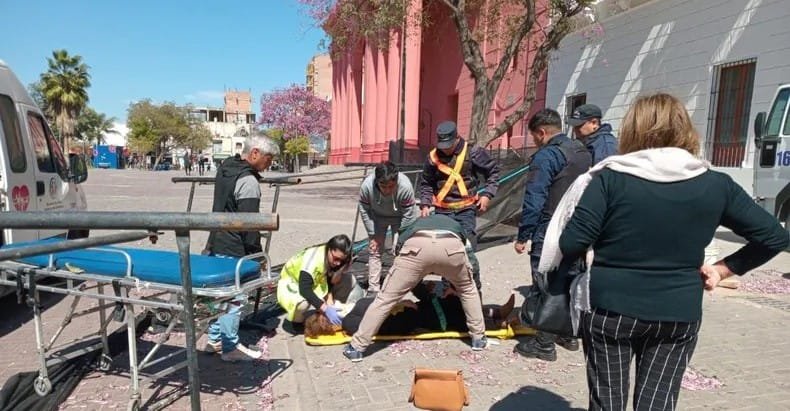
left=186, top=182, right=197, bottom=212
left=350, top=166, right=369, bottom=245
left=176, top=230, right=201, bottom=410
left=0, top=212, right=279, bottom=231
left=0, top=231, right=155, bottom=262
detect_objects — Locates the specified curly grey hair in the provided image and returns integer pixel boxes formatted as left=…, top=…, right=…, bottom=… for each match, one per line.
left=242, top=135, right=280, bottom=156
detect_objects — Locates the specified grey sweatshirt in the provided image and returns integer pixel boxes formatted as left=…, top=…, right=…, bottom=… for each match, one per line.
left=358, top=173, right=417, bottom=236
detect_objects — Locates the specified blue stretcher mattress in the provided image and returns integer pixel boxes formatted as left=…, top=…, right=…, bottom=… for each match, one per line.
left=2, top=238, right=262, bottom=288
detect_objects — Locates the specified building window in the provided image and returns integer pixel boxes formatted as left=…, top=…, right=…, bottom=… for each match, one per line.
left=708, top=59, right=756, bottom=167
left=27, top=112, right=68, bottom=179
left=0, top=94, right=26, bottom=172
left=565, top=93, right=586, bottom=119
left=565, top=93, right=586, bottom=133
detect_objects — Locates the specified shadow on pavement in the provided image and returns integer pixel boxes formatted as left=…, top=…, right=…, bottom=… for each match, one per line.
left=0, top=290, right=68, bottom=339
left=489, top=386, right=585, bottom=410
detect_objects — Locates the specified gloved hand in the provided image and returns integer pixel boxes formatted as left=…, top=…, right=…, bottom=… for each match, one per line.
left=324, top=306, right=342, bottom=325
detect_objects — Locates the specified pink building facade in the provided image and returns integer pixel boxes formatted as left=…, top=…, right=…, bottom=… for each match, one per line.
left=329, top=0, right=549, bottom=165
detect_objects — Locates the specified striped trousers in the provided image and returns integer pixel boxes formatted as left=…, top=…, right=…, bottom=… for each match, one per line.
left=581, top=309, right=701, bottom=411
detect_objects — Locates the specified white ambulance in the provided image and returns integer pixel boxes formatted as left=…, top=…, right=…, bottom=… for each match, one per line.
left=0, top=59, right=89, bottom=295
left=753, top=83, right=790, bottom=238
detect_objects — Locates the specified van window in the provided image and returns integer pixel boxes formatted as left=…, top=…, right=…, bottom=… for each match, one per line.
left=27, top=112, right=69, bottom=180
left=0, top=94, right=27, bottom=172
left=765, top=88, right=789, bottom=137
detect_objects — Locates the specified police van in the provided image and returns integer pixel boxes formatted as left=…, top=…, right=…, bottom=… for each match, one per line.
left=753, top=83, right=790, bottom=238
left=0, top=60, right=89, bottom=295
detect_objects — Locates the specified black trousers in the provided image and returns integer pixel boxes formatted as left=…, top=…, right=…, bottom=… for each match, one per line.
left=581, top=309, right=700, bottom=411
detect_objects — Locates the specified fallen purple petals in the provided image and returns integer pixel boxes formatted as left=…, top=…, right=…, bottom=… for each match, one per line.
left=388, top=340, right=422, bottom=356
left=255, top=335, right=275, bottom=411
left=740, top=274, right=790, bottom=294
left=681, top=368, right=723, bottom=391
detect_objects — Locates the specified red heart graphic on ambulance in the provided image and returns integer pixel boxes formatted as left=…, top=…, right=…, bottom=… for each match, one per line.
left=11, top=185, right=30, bottom=211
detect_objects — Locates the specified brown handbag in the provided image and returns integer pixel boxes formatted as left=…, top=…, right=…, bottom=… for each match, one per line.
left=408, top=368, right=469, bottom=411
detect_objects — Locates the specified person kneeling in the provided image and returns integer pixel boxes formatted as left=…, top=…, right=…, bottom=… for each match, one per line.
left=277, top=234, right=365, bottom=330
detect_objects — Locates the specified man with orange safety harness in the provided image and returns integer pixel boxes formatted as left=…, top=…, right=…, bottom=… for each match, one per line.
left=418, top=121, right=500, bottom=291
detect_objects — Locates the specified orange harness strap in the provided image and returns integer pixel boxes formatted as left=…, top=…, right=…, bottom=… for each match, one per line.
left=429, top=142, right=477, bottom=209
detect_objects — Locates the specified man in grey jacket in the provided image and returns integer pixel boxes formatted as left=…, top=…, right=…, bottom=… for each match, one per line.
left=358, top=161, right=417, bottom=294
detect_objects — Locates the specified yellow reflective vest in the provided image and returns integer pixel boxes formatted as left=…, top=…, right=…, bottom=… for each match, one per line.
left=277, top=245, right=330, bottom=320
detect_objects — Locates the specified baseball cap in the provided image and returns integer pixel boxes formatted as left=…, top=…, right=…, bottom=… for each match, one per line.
left=436, top=121, right=458, bottom=150
left=567, top=104, right=603, bottom=126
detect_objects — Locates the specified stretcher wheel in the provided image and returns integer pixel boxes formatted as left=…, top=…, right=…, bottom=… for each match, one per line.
left=34, top=376, right=52, bottom=396
left=128, top=398, right=140, bottom=411
left=97, top=354, right=112, bottom=371
left=155, top=309, right=173, bottom=324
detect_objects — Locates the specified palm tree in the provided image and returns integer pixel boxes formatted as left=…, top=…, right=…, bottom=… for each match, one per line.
left=40, top=49, right=91, bottom=152
left=76, top=107, right=117, bottom=145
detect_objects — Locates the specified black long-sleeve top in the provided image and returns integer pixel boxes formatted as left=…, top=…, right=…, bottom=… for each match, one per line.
left=559, top=169, right=788, bottom=322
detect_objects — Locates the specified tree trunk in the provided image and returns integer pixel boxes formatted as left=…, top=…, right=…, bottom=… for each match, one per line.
left=468, top=81, right=494, bottom=147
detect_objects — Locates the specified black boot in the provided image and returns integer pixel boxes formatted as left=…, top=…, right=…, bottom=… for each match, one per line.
left=555, top=336, right=580, bottom=351
left=513, top=335, right=557, bottom=362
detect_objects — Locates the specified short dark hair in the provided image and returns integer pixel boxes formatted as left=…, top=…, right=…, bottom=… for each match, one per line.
left=528, top=109, right=563, bottom=132
left=326, top=234, right=352, bottom=264
left=374, top=161, right=399, bottom=185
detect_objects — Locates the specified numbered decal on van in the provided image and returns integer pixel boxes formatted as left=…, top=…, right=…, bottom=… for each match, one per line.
left=11, top=185, right=30, bottom=211
left=777, top=151, right=790, bottom=167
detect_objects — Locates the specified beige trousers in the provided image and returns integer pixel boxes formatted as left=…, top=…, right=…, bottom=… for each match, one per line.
left=350, top=232, right=485, bottom=351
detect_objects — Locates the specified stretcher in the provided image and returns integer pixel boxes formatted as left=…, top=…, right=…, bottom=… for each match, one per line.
left=0, top=211, right=280, bottom=411
left=305, top=324, right=536, bottom=346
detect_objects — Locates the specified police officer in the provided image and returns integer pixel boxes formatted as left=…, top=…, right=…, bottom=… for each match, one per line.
left=418, top=121, right=500, bottom=291
left=514, top=108, right=591, bottom=361
left=567, top=104, right=618, bottom=165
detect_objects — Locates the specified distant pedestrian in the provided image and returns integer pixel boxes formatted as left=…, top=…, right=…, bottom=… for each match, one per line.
left=198, top=152, right=206, bottom=176
left=183, top=152, right=192, bottom=176
left=544, top=93, right=788, bottom=410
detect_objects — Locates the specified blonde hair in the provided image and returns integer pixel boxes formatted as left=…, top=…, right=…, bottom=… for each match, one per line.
left=619, top=93, right=700, bottom=155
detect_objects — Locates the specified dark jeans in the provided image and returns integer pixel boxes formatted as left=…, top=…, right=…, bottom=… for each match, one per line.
left=436, top=207, right=481, bottom=290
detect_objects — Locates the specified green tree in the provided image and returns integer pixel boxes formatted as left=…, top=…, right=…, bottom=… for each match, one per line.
left=284, top=135, right=311, bottom=172
left=75, top=107, right=118, bottom=146
left=39, top=49, right=91, bottom=152
left=126, top=100, right=198, bottom=167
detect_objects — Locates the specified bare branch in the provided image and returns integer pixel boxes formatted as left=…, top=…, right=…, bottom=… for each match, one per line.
left=446, top=0, right=487, bottom=81
left=438, top=0, right=460, bottom=13
left=487, top=1, right=536, bottom=97
left=487, top=4, right=577, bottom=142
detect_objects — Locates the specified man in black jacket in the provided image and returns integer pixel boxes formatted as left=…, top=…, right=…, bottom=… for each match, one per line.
left=515, top=109, right=591, bottom=361
left=203, top=135, right=279, bottom=362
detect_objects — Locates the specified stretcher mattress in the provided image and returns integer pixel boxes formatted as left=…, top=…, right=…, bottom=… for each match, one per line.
left=2, top=238, right=262, bottom=288
left=304, top=324, right=535, bottom=346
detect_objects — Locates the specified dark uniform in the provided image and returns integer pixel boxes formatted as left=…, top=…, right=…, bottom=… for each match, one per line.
left=517, top=133, right=591, bottom=352
left=582, top=123, right=618, bottom=165
left=418, top=121, right=500, bottom=290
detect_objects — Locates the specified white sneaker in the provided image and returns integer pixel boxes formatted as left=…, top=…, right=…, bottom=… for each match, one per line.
left=221, top=344, right=262, bottom=362
left=204, top=340, right=221, bottom=354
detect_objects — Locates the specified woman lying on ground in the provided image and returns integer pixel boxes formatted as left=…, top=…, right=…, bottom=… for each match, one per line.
left=304, top=281, right=516, bottom=338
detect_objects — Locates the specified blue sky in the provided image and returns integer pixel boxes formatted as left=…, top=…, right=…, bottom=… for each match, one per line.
left=0, top=1, right=326, bottom=128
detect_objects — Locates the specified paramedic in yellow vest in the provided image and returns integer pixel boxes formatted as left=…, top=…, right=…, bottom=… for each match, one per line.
left=277, top=234, right=365, bottom=329
left=418, top=121, right=500, bottom=290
